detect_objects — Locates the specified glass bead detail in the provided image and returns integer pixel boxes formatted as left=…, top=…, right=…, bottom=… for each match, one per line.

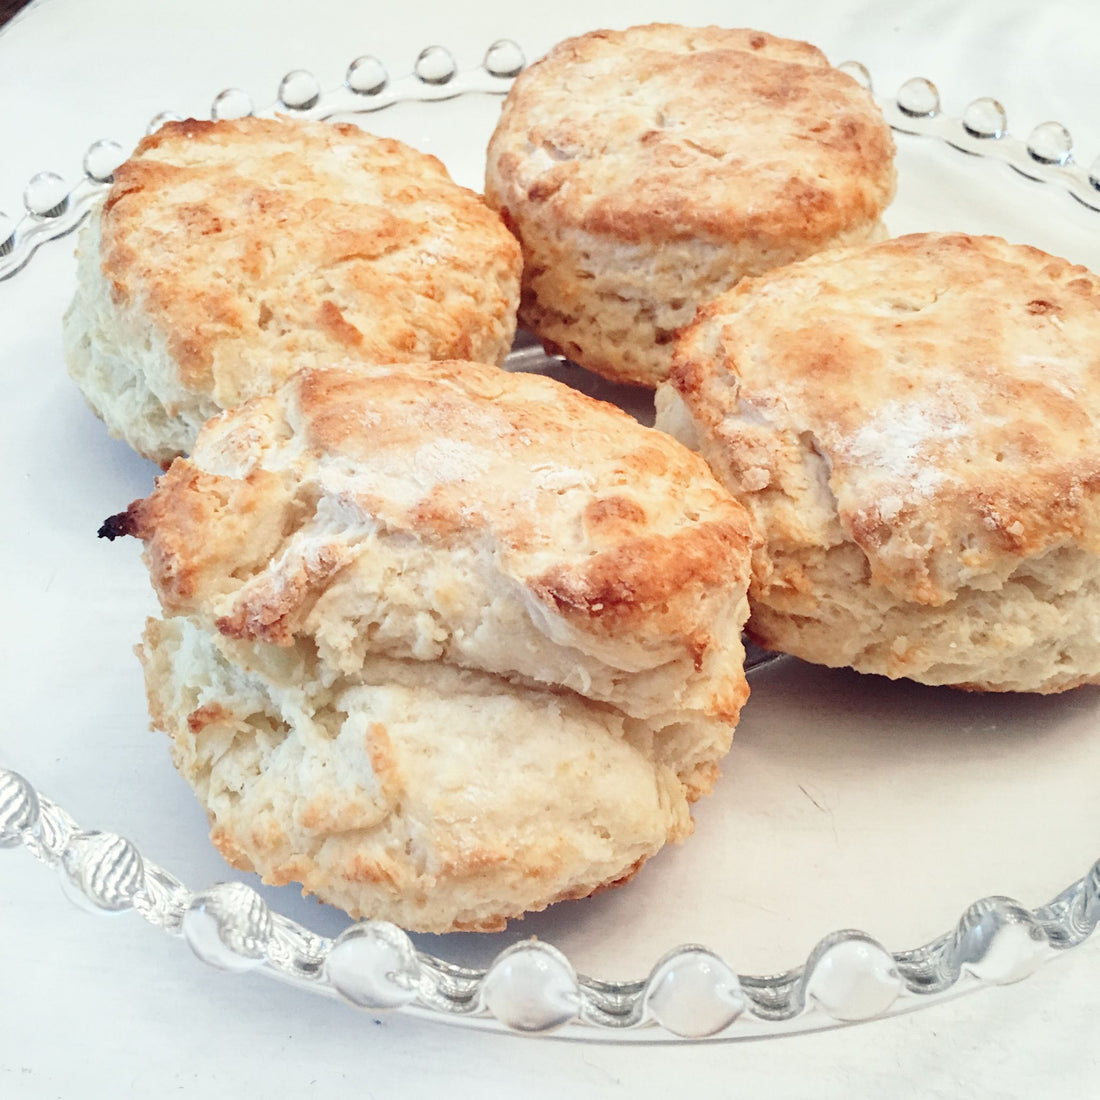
left=644, top=947, right=745, bottom=1037
left=0, top=769, right=40, bottom=845
left=326, top=922, right=421, bottom=1010
left=278, top=70, right=321, bottom=111
left=83, top=139, right=126, bottom=183
left=183, top=883, right=272, bottom=971
left=414, top=45, right=457, bottom=86
left=951, top=898, right=1049, bottom=985
left=23, top=172, right=69, bottom=217
left=962, top=97, right=1007, bottom=139
left=1027, top=121, right=1074, bottom=166
left=484, top=39, right=525, bottom=79
left=897, top=77, right=941, bottom=118
left=211, top=88, right=255, bottom=122
left=60, top=831, right=145, bottom=913
left=802, top=934, right=903, bottom=1022
left=481, top=942, right=581, bottom=1032
left=346, top=55, right=388, bottom=96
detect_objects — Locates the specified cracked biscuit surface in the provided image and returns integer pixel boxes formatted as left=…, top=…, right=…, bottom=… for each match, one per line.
left=114, top=359, right=756, bottom=931
left=657, top=232, right=1100, bottom=693
left=65, top=116, right=521, bottom=466
left=485, top=24, right=895, bottom=388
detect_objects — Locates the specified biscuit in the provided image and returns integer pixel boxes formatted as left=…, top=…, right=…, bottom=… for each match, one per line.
left=107, top=359, right=756, bottom=931
left=657, top=232, right=1100, bottom=693
left=65, top=116, right=522, bottom=466
left=485, top=24, right=895, bottom=389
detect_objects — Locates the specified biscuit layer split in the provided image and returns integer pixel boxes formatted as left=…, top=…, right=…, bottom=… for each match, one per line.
left=112, top=360, right=756, bottom=931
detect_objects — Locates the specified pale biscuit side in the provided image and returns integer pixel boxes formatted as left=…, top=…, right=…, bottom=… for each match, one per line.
left=513, top=218, right=888, bottom=388
left=65, top=213, right=220, bottom=465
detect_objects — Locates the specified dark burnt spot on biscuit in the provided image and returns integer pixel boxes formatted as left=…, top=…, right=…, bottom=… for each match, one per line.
left=98, top=506, right=141, bottom=541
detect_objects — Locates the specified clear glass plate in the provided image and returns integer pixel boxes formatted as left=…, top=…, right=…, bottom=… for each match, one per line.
left=0, top=45, right=1097, bottom=1043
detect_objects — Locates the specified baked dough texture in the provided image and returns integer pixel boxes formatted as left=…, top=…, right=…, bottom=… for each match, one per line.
left=657, top=232, right=1100, bottom=693
left=110, top=359, right=756, bottom=931
left=485, top=24, right=896, bottom=388
left=65, top=116, right=522, bottom=466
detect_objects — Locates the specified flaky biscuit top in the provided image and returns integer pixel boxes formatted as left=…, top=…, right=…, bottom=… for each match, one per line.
left=99, top=117, right=521, bottom=408
left=486, top=24, right=896, bottom=248
left=668, top=232, right=1100, bottom=606
left=113, top=360, right=756, bottom=721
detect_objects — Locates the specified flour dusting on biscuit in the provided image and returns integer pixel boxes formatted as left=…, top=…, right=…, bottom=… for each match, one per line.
left=658, top=232, right=1100, bottom=693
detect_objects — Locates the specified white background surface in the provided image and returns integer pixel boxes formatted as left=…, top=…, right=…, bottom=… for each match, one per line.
left=2, top=0, right=1099, bottom=1096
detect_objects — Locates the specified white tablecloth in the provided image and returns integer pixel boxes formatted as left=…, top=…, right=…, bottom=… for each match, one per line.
left=2, top=1, right=1097, bottom=1095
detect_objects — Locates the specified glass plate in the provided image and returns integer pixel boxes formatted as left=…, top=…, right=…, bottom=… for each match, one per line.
left=1, top=43, right=1098, bottom=1043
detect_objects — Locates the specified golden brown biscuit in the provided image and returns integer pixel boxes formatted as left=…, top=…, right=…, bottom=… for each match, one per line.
left=65, top=116, right=522, bottom=466
left=485, top=24, right=895, bottom=388
left=657, top=232, right=1100, bottom=693
left=108, top=359, right=756, bottom=931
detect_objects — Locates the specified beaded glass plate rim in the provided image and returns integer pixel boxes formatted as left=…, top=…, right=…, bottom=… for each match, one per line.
left=3, top=43, right=1100, bottom=281
left=1, top=42, right=1099, bottom=1041
left=3, top=764, right=1099, bottom=1041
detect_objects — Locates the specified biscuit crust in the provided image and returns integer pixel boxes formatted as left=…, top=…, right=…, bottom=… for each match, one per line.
left=122, top=359, right=756, bottom=930
left=486, top=24, right=896, bottom=387
left=65, top=117, right=522, bottom=465
left=659, top=233, right=1100, bottom=692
